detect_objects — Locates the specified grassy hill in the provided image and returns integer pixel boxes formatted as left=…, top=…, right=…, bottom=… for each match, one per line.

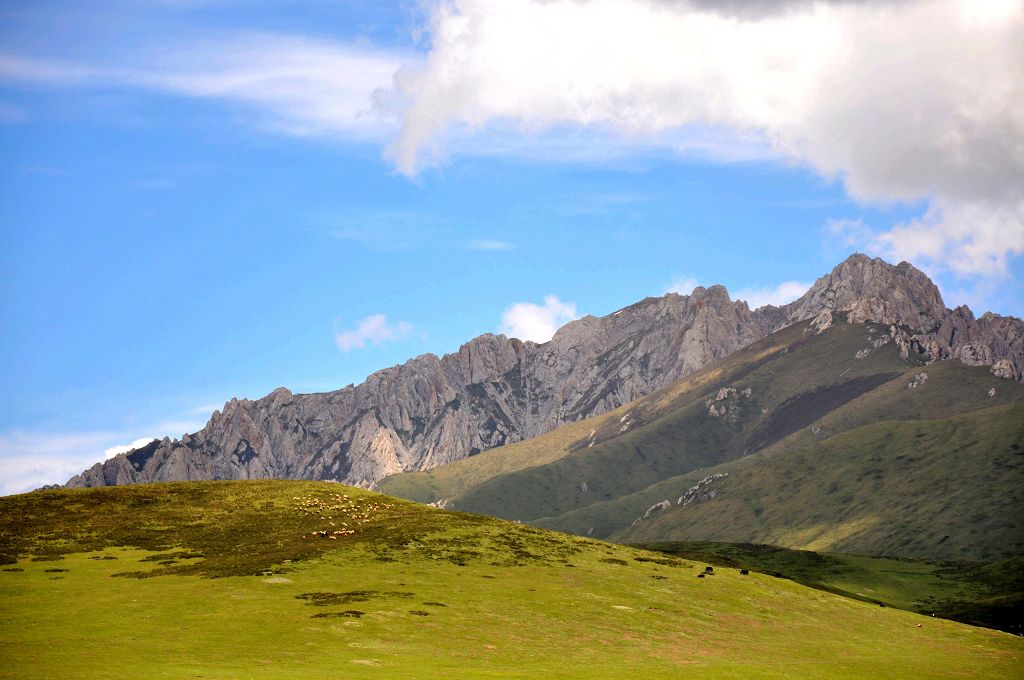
left=2, top=481, right=1022, bottom=678
left=379, top=315, right=1023, bottom=561
left=633, top=541, right=1024, bottom=635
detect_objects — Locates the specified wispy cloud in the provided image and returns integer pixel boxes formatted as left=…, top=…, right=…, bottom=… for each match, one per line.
left=733, top=280, right=812, bottom=310
left=184, top=403, right=223, bottom=416
left=466, top=239, right=514, bottom=250
left=0, top=430, right=122, bottom=496
left=0, top=411, right=208, bottom=496
left=500, top=295, right=578, bottom=343
left=665, top=276, right=701, bottom=295
left=334, top=314, right=414, bottom=352
left=0, top=33, right=406, bottom=139
left=323, top=209, right=442, bottom=251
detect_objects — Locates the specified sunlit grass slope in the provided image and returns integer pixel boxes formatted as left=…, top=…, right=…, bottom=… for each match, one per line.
left=2, top=481, right=1021, bottom=679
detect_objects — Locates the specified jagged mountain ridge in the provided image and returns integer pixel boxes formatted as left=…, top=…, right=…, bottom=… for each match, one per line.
left=67, top=254, right=1024, bottom=489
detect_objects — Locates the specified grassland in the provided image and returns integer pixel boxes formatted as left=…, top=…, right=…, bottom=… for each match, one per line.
left=2, top=480, right=1021, bottom=678
left=634, top=542, right=1024, bottom=635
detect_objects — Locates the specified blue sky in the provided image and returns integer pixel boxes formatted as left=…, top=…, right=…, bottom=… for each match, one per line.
left=2, top=0, right=1022, bottom=493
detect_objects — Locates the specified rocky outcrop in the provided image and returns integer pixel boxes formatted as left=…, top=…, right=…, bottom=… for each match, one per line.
left=776, top=255, right=1024, bottom=380
left=67, top=254, right=1024, bottom=489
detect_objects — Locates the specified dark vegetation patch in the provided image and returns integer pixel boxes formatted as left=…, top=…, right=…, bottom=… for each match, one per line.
left=600, top=557, right=627, bottom=566
left=139, top=551, right=204, bottom=563
left=296, top=590, right=415, bottom=606
left=310, top=610, right=364, bottom=619
left=30, top=555, right=64, bottom=562
left=43, top=568, right=68, bottom=573
left=89, top=555, right=118, bottom=561
left=3, top=567, right=24, bottom=572
left=745, top=373, right=900, bottom=452
left=409, top=610, right=430, bottom=616
left=422, top=601, right=447, bottom=607
left=633, top=556, right=686, bottom=567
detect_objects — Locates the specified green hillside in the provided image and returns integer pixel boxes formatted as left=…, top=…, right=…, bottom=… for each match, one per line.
left=614, top=404, right=1024, bottom=560
left=381, top=316, right=1022, bottom=562
left=2, top=481, right=1022, bottom=679
left=633, top=542, right=1024, bottom=635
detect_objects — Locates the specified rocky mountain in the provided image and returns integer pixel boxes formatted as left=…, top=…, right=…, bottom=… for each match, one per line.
left=381, top=312, right=1024, bottom=562
left=67, top=254, right=1024, bottom=489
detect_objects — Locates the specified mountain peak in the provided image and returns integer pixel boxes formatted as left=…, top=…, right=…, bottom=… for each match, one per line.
left=66, top=254, right=1023, bottom=491
left=784, top=252, right=946, bottom=330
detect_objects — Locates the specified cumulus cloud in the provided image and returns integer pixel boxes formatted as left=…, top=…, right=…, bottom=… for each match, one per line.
left=500, top=295, right=578, bottom=342
left=334, top=314, right=415, bottom=352
left=0, top=33, right=403, bottom=138
left=388, top=0, right=1024, bottom=278
left=733, top=280, right=812, bottom=309
left=826, top=199, right=1024, bottom=281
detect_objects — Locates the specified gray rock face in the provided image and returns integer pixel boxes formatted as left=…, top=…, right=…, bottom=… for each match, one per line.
left=66, top=254, right=1024, bottom=489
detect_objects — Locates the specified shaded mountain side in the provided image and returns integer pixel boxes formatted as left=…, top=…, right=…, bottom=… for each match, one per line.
left=531, top=358, right=1023, bottom=545
left=613, top=404, right=1024, bottom=561
left=68, top=254, right=1024, bottom=489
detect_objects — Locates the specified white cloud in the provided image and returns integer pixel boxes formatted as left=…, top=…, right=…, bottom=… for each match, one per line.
left=500, top=295, right=578, bottom=342
left=387, top=0, right=1024, bottom=278
left=0, top=430, right=122, bottom=496
left=104, top=437, right=159, bottom=460
left=826, top=199, right=1024, bottom=280
left=872, top=200, right=1024, bottom=278
left=334, top=314, right=415, bottom=352
left=733, top=280, right=812, bottom=309
left=0, top=411, right=206, bottom=495
left=665, top=276, right=700, bottom=295
left=466, top=239, right=514, bottom=250
left=0, top=33, right=404, bottom=139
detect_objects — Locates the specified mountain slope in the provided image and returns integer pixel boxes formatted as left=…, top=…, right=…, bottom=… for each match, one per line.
left=68, top=254, right=1024, bottom=490
left=632, top=542, right=1024, bottom=635
left=381, top=314, right=1023, bottom=561
left=2, top=481, right=1021, bottom=678
left=614, top=403, right=1024, bottom=560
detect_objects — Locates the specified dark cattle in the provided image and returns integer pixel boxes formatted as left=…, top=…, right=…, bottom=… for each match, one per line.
left=739, top=569, right=749, bottom=575
left=704, top=566, right=714, bottom=574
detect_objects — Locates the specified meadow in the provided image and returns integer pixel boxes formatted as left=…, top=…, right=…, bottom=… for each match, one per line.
left=1, top=480, right=1021, bottom=678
